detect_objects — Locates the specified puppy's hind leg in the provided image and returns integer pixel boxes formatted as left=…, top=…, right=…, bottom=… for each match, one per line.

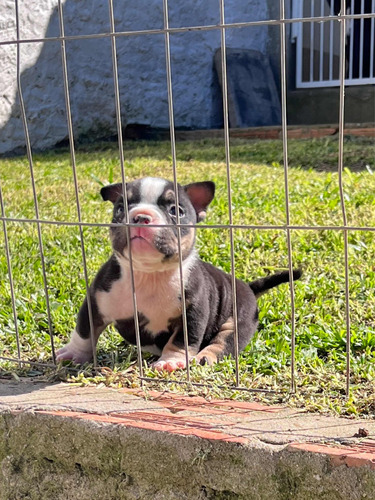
left=192, top=317, right=235, bottom=366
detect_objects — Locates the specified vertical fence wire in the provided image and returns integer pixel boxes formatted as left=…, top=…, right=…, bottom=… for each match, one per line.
left=57, top=0, right=98, bottom=367
left=338, top=0, right=351, bottom=397
left=0, top=184, right=21, bottom=364
left=107, top=0, right=144, bottom=379
left=219, top=0, right=240, bottom=387
left=14, top=0, right=56, bottom=363
left=280, top=0, right=297, bottom=393
left=162, top=0, right=191, bottom=380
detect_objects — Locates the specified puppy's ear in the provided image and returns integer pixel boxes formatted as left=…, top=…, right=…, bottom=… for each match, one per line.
left=184, top=181, right=215, bottom=222
left=100, top=183, right=124, bottom=204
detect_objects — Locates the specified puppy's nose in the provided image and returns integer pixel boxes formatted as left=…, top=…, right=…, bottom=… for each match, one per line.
left=132, top=213, right=152, bottom=224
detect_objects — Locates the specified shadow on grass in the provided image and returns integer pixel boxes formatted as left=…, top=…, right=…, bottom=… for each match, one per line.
left=59, top=135, right=375, bottom=173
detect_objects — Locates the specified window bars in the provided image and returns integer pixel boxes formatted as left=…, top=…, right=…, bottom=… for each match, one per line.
left=293, top=0, right=375, bottom=87
left=0, top=0, right=374, bottom=396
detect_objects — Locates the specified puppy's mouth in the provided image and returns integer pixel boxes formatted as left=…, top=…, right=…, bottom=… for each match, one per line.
left=130, top=226, right=154, bottom=242
left=130, top=234, right=153, bottom=244
left=129, top=232, right=159, bottom=254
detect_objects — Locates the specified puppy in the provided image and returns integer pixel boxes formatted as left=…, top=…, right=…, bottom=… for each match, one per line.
left=56, top=177, right=301, bottom=371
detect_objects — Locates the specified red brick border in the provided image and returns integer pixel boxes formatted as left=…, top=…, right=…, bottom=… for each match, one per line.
left=289, top=441, right=375, bottom=470
left=36, top=409, right=248, bottom=443
left=31, top=398, right=375, bottom=470
left=122, top=389, right=281, bottom=415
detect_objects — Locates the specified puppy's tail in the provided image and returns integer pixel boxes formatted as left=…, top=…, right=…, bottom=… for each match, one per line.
left=249, top=269, right=302, bottom=298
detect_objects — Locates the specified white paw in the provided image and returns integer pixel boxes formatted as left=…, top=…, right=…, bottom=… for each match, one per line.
left=56, top=330, right=94, bottom=364
left=55, top=344, right=93, bottom=364
left=151, top=358, right=187, bottom=372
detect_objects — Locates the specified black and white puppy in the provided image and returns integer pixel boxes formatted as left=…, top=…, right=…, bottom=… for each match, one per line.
left=56, top=177, right=301, bottom=371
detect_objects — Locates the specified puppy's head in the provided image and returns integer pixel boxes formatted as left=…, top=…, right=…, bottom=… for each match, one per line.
left=101, top=177, right=215, bottom=272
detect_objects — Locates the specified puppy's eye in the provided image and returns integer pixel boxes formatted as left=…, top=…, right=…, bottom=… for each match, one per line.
left=116, top=205, right=124, bottom=216
left=169, top=205, right=185, bottom=218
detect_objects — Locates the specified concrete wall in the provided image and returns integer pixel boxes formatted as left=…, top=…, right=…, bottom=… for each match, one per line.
left=0, top=0, right=271, bottom=154
left=287, top=86, right=375, bottom=125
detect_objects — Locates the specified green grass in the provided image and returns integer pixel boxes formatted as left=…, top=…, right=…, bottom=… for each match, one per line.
left=1, top=136, right=375, bottom=416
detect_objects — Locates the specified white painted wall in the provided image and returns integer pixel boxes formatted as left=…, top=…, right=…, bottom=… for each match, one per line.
left=0, top=0, right=269, bottom=154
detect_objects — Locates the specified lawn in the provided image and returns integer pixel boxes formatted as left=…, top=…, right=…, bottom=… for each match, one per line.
left=1, top=136, right=375, bottom=416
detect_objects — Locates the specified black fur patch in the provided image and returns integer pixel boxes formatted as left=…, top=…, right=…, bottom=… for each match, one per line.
left=115, top=314, right=182, bottom=351
left=94, top=255, right=121, bottom=292
left=76, top=295, right=105, bottom=339
left=253, top=308, right=259, bottom=322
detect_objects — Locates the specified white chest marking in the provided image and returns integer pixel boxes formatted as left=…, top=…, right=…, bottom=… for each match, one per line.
left=96, top=267, right=182, bottom=335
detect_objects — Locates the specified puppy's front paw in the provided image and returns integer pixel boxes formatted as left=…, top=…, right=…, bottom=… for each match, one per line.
left=56, top=344, right=93, bottom=364
left=56, top=330, right=94, bottom=365
left=151, top=358, right=187, bottom=372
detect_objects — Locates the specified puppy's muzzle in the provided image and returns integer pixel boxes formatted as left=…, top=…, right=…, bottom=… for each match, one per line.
left=128, top=207, right=165, bottom=251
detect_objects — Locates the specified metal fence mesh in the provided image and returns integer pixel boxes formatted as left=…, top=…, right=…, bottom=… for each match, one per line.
left=0, top=0, right=374, bottom=396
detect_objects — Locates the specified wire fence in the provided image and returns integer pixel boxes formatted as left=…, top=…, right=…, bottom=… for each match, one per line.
left=0, top=0, right=374, bottom=397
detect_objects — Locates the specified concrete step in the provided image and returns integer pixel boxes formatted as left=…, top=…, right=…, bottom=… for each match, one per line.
left=1, top=380, right=375, bottom=499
